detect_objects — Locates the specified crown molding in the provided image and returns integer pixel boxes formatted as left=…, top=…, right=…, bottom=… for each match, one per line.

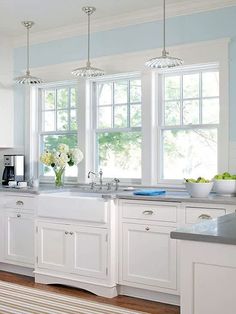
left=13, top=0, right=236, bottom=47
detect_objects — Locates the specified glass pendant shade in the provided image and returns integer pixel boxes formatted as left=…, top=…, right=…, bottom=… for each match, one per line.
left=145, top=50, right=184, bottom=69
left=145, top=0, right=183, bottom=69
left=14, top=21, right=43, bottom=85
left=72, top=7, right=105, bottom=78
left=15, top=71, right=43, bottom=84
left=72, top=61, right=105, bottom=78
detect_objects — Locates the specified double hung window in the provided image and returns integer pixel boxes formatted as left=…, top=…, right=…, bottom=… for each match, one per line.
left=94, top=76, right=142, bottom=180
left=39, top=84, right=78, bottom=178
left=159, top=66, right=219, bottom=180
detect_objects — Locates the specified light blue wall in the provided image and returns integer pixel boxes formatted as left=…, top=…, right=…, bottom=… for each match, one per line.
left=14, top=6, right=236, bottom=141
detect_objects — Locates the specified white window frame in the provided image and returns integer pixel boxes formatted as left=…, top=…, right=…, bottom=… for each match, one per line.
left=37, top=81, right=79, bottom=183
left=91, top=72, right=142, bottom=184
left=156, top=63, right=228, bottom=185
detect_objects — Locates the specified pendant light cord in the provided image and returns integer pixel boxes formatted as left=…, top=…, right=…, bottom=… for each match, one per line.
left=87, top=12, right=91, bottom=67
left=26, top=26, right=30, bottom=75
left=163, top=0, right=166, bottom=56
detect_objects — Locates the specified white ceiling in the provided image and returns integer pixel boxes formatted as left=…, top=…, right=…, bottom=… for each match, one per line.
left=0, top=0, right=235, bottom=42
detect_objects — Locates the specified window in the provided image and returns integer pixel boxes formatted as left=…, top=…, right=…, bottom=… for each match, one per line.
left=159, top=66, right=219, bottom=180
left=39, top=84, right=78, bottom=178
left=94, top=76, right=142, bottom=180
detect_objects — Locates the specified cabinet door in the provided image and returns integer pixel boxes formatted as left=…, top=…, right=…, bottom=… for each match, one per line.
left=37, top=222, right=71, bottom=272
left=122, top=223, right=177, bottom=290
left=4, top=212, right=34, bottom=266
left=72, top=226, right=108, bottom=279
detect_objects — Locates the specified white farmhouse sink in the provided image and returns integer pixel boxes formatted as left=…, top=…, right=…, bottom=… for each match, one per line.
left=37, top=191, right=109, bottom=223
left=48, top=191, right=104, bottom=198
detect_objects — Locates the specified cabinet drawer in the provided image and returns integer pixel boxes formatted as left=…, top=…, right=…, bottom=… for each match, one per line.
left=185, top=206, right=226, bottom=224
left=3, top=195, right=35, bottom=210
left=122, top=201, right=177, bottom=222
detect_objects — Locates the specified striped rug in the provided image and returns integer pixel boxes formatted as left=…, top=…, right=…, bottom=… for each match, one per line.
left=0, top=280, right=147, bottom=314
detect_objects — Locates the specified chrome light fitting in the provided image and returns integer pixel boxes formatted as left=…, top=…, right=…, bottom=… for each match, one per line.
left=15, top=21, right=43, bottom=85
left=145, top=0, right=183, bottom=69
left=72, top=7, right=105, bottom=78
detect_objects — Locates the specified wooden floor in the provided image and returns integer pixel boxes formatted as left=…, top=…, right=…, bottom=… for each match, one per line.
left=0, top=271, right=180, bottom=314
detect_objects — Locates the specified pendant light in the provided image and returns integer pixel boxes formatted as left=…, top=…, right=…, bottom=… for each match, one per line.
left=15, top=21, right=43, bottom=85
left=72, top=7, right=105, bottom=78
left=145, top=0, right=183, bottom=69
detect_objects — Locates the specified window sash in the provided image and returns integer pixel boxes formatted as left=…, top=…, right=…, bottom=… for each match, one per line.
left=160, top=67, right=219, bottom=128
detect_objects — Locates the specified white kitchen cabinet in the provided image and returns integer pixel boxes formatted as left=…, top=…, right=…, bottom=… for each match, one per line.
left=180, top=240, right=236, bottom=314
left=4, top=211, right=34, bottom=266
left=35, top=195, right=117, bottom=298
left=37, top=221, right=108, bottom=279
left=119, top=199, right=179, bottom=297
left=37, top=222, right=70, bottom=273
left=121, top=223, right=177, bottom=290
left=0, top=89, right=13, bottom=147
left=72, top=226, right=108, bottom=279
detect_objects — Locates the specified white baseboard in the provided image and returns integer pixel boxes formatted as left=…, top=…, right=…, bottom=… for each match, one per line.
left=118, top=285, right=180, bottom=306
left=0, top=262, right=34, bottom=277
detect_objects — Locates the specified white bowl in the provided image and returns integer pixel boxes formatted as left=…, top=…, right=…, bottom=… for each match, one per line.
left=213, top=179, right=236, bottom=196
left=185, top=182, right=214, bottom=198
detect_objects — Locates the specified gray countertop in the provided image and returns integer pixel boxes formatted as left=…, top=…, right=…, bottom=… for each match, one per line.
left=1, top=185, right=236, bottom=205
left=116, top=191, right=236, bottom=205
left=171, top=212, right=236, bottom=245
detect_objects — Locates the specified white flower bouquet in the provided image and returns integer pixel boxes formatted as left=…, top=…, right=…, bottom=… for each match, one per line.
left=40, top=144, right=83, bottom=187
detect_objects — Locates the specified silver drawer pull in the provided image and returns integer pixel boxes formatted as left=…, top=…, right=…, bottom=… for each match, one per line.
left=17, top=214, right=21, bottom=218
left=69, top=232, right=74, bottom=235
left=142, top=210, right=154, bottom=215
left=145, top=227, right=150, bottom=231
left=16, top=200, right=24, bottom=206
left=65, top=231, right=68, bottom=235
left=198, top=214, right=212, bottom=220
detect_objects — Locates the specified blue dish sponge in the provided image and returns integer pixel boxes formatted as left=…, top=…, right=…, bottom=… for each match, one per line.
left=133, top=189, right=166, bottom=196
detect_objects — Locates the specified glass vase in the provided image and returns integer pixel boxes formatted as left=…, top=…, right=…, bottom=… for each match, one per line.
left=53, top=167, right=65, bottom=188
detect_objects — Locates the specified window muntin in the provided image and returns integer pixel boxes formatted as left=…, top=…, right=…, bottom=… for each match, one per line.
left=160, top=68, right=219, bottom=180
left=95, top=77, right=142, bottom=179
left=39, top=85, right=78, bottom=178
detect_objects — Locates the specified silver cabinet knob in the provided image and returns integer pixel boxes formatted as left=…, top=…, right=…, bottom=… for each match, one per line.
left=16, top=200, right=24, bottom=206
left=198, top=214, right=212, bottom=220
left=143, top=210, right=154, bottom=215
left=17, top=214, right=21, bottom=218
left=145, top=227, right=150, bottom=231
left=69, top=232, right=74, bottom=235
left=65, top=231, right=68, bottom=235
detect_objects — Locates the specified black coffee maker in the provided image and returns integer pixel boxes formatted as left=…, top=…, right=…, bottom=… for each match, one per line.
left=2, top=155, right=25, bottom=185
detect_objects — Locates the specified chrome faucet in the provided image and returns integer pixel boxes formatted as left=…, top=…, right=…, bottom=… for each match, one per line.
left=87, top=171, right=96, bottom=190
left=99, top=169, right=103, bottom=190
left=88, top=171, right=96, bottom=179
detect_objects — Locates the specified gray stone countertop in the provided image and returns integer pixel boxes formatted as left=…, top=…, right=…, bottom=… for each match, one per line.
left=116, top=191, right=236, bottom=205
left=1, top=185, right=236, bottom=205
left=171, top=212, right=236, bottom=245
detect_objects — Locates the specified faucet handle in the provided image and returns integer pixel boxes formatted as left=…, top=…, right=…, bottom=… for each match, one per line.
left=106, top=181, right=113, bottom=190
left=113, top=178, right=120, bottom=191
left=89, top=181, right=96, bottom=190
